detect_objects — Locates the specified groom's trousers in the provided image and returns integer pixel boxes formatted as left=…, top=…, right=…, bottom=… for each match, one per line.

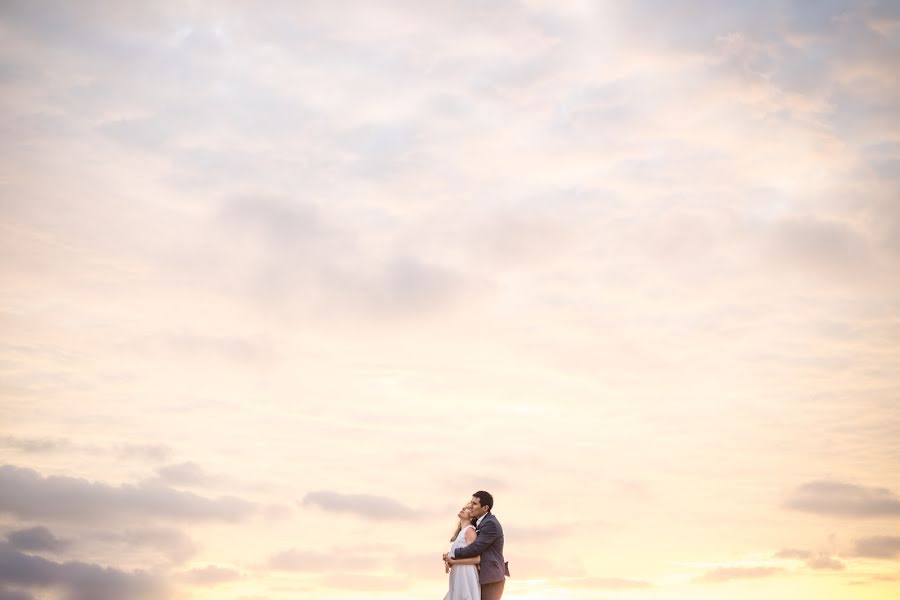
left=481, top=580, right=505, bottom=600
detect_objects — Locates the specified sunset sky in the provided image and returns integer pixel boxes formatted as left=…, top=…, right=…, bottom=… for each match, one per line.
left=1, top=1, right=900, bottom=599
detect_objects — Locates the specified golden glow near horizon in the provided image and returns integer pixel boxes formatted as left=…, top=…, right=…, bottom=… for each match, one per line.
left=1, top=1, right=899, bottom=599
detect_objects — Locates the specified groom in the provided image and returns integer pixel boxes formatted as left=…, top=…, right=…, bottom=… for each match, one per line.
left=445, top=490, right=509, bottom=600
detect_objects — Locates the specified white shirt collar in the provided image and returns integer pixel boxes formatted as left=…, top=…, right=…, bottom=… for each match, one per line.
left=476, top=512, right=489, bottom=526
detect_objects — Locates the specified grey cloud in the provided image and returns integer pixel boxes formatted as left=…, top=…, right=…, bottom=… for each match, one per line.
left=479, top=47, right=566, bottom=95
left=854, top=536, right=900, bottom=559
left=774, top=548, right=812, bottom=559
left=468, top=202, right=583, bottom=271
left=165, top=333, right=267, bottom=363
left=6, top=527, right=68, bottom=553
left=177, top=565, right=241, bottom=585
left=0, top=436, right=75, bottom=454
left=0, top=0, right=172, bottom=54
left=155, top=462, right=210, bottom=487
left=361, top=257, right=463, bottom=314
left=869, top=0, right=900, bottom=21
left=554, top=81, right=643, bottom=137
left=620, top=1, right=873, bottom=53
left=301, top=490, right=418, bottom=520
left=784, top=480, right=900, bottom=518
left=0, top=465, right=255, bottom=522
left=0, top=543, right=165, bottom=600
left=340, top=122, right=422, bottom=177
left=91, top=527, right=197, bottom=564
left=268, top=549, right=370, bottom=572
left=215, top=195, right=467, bottom=315
left=121, top=331, right=271, bottom=364
left=614, top=1, right=781, bottom=53
left=262, top=504, right=293, bottom=520
left=693, top=566, right=782, bottom=583
left=219, top=196, right=330, bottom=251
left=0, top=437, right=171, bottom=463
left=214, top=195, right=345, bottom=298
left=114, top=444, right=173, bottom=462
left=807, top=556, right=845, bottom=570
left=0, top=588, right=34, bottom=600
left=767, top=217, right=872, bottom=276
left=781, top=0, right=861, bottom=36
left=100, top=116, right=174, bottom=151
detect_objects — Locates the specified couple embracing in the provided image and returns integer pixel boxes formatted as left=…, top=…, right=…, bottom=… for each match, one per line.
left=442, top=490, right=510, bottom=600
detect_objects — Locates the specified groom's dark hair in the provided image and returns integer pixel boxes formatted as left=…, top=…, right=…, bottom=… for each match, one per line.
left=473, top=490, right=493, bottom=511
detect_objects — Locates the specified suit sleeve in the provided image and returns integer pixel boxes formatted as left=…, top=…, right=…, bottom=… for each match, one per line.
left=452, top=520, right=499, bottom=559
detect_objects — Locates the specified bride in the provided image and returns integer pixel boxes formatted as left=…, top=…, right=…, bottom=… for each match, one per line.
left=443, top=504, right=481, bottom=600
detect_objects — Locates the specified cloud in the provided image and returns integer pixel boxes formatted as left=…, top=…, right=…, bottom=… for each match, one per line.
left=113, top=444, right=173, bottom=462
left=784, top=480, right=900, bottom=518
left=5, top=522, right=196, bottom=564
left=90, top=527, right=197, bottom=564
left=0, top=436, right=75, bottom=454
left=0, top=437, right=172, bottom=462
left=807, top=556, right=845, bottom=570
left=301, top=491, right=419, bottom=520
left=774, top=548, right=812, bottom=559
left=176, top=565, right=241, bottom=585
left=359, top=256, right=464, bottom=315
left=0, top=543, right=166, bottom=600
left=155, top=462, right=211, bottom=487
left=268, top=549, right=372, bottom=572
left=0, top=588, right=34, bottom=600
left=693, top=567, right=782, bottom=583
left=125, top=332, right=271, bottom=364
left=767, top=217, right=873, bottom=278
left=213, top=195, right=468, bottom=316
left=0, top=0, right=898, bottom=597
left=854, top=536, right=900, bottom=559
left=0, top=465, right=255, bottom=522
left=339, top=121, right=422, bottom=177
left=5, top=527, right=68, bottom=553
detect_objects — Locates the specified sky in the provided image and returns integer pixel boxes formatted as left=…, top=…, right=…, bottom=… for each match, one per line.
left=1, top=1, right=899, bottom=599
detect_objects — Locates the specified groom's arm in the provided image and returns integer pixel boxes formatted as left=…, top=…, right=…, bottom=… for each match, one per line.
left=451, top=520, right=499, bottom=559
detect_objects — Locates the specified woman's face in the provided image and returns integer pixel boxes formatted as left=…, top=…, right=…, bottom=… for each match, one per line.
left=457, top=505, right=473, bottom=519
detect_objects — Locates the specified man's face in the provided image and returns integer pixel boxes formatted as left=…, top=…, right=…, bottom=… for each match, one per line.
left=469, top=496, right=488, bottom=518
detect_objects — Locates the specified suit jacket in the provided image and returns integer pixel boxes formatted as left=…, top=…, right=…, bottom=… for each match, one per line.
left=452, top=512, right=509, bottom=585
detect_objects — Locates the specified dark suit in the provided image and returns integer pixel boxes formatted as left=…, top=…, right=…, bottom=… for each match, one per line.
left=452, top=512, right=509, bottom=600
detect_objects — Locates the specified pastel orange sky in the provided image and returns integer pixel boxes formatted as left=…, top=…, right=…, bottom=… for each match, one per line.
left=1, top=1, right=899, bottom=599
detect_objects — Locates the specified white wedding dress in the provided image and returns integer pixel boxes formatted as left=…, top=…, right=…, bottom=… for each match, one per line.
left=444, top=525, right=480, bottom=600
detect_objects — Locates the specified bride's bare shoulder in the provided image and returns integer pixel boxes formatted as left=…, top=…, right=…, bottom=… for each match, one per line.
left=464, top=526, right=477, bottom=544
